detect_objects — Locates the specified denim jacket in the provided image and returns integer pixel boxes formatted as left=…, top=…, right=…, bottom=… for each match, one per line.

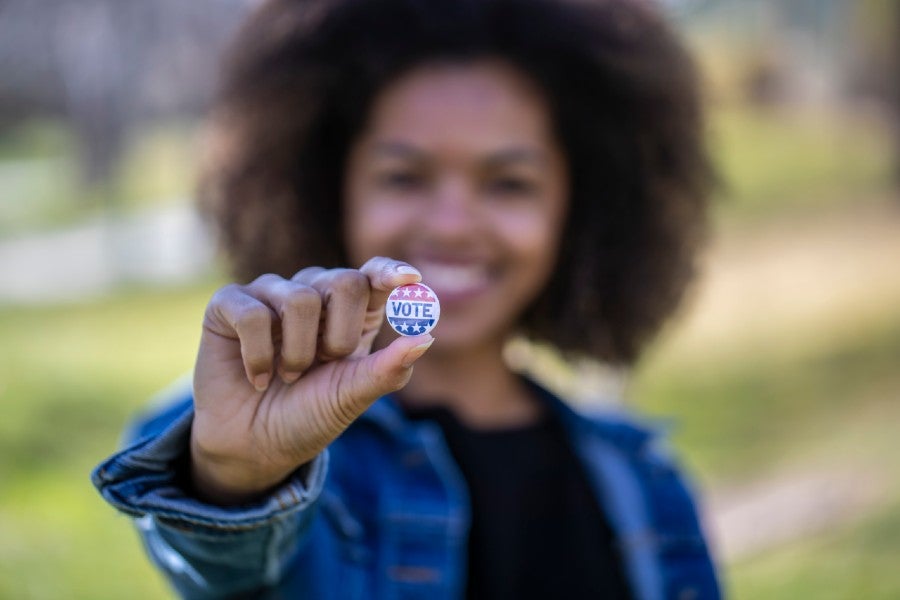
left=92, top=380, right=720, bottom=599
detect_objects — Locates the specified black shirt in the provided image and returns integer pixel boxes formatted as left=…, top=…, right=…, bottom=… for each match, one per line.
left=406, top=405, right=632, bottom=600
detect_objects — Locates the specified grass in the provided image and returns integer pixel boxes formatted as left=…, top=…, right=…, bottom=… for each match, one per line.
left=630, top=262, right=900, bottom=598
left=728, top=501, right=900, bottom=599
left=0, top=282, right=220, bottom=599
left=631, top=306, right=900, bottom=483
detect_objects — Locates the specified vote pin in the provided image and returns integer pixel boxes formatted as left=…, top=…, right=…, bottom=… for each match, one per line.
left=385, top=283, right=441, bottom=336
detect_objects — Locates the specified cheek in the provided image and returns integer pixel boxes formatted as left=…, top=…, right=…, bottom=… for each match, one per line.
left=495, top=202, right=566, bottom=272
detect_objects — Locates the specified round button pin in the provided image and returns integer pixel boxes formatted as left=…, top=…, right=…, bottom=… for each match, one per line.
left=385, top=283, right=440, bottom=336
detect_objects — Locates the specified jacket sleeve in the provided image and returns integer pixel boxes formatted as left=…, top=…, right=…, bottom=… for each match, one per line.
left=91, top=384, right=328, bottom=599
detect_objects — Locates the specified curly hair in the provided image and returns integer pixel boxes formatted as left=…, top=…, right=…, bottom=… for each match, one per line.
left=198, top=0, right=713, bottom=366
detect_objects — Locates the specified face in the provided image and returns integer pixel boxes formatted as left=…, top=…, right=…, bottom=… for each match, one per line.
left=344, top=60, right=569, bottom=352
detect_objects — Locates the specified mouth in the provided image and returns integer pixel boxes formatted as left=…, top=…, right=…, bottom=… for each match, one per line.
left=415, top=260, right=492, bottom=300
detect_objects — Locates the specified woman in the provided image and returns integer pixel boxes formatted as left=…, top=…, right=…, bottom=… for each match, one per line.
left=93, top=0, right=719, bottom=597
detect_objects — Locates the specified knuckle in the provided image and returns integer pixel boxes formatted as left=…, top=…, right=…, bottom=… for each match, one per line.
left=331, top=372, right=363, bottom=428
left=208, top=283, right=241, bottom=308
left=251, top=273, right=282, bottom=286
left=292, top=266, right=325, bottom=283
left=361, top=256, right=387, bottom=271
left=283, top=285, right=322, bottom=317
left=234, top=303, right=272, bottom=332
left=330, top=270, right=369, bottom=297
left=362, top=256, right=394, bottom=279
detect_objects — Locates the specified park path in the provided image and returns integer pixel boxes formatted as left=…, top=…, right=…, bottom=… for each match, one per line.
left=0, top=202, right=214, bottom=303
left=675, top=196, right=900, bottom=563
left=674, top=197, right=900, bottom=357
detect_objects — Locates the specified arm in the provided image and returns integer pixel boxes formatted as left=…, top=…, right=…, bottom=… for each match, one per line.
left=92, top=392, right=327, bottom=599
left=93, top=257, right=432, bottom=597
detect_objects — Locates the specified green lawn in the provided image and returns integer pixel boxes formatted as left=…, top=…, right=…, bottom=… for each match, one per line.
left=708, top=104, right=895, bottom=222
left=729, top=500, right=900, bottom=599
left=0, top=283, right=220, bottom=599
left=632, top=272, right=900, bottom=598
left=632, top=307, right=900, bottom=482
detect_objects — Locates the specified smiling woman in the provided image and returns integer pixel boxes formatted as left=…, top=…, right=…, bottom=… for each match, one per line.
left=344, top=61, right=569, bottom=354
left=93, top=0, right=719, bottom=598
left=200, top=0, right=711, bottom=366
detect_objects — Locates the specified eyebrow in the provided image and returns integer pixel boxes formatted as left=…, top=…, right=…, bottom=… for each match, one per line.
left=370, top=141, right=548, bottom=166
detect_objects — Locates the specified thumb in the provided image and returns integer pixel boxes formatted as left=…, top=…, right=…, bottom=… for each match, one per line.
left=341, top=333, right=434, bottom=403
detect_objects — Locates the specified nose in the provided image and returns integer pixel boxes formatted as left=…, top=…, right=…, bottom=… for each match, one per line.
left=420, top=175, right=481, bottom=241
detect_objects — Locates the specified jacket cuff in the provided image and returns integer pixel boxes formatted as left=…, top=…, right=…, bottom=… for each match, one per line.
left=91, top=402, right=328, bottom=535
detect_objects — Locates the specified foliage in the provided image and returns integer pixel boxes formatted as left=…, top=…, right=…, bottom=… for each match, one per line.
left=708, top=105, right=895, bottom=222
left=0, top=122, right=195, bottom=234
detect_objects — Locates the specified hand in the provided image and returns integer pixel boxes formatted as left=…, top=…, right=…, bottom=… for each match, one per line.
left=190, top=256, right=433, bottom=504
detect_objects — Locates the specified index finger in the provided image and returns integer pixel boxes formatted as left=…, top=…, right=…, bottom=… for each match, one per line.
left=359, top=256, right=421, bottom=312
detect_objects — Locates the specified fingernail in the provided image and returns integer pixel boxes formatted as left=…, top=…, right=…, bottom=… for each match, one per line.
left=253, top=373, right=271, bottom=391
left=395, top=265, right=421, bottom=277
left=401, top=337, right=435, bottom=368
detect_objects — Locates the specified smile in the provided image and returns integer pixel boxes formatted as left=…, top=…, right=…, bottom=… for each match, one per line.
left=416, top=261, right=492, bottom=297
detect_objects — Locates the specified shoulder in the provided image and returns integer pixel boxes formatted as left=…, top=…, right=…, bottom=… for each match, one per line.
left=572, top=404, right=662, bottom=452
left=529, top=377, right=663, bottom=458
left=543, top=388, right=710, bottom=526
left=565, top=401, right=693, bottom=494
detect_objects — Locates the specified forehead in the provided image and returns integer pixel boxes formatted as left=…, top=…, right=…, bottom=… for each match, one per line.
left=358, top=60, right=557, bottom=157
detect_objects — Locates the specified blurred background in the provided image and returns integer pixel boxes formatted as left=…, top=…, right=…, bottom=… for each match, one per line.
left=0, top=0, right=897, bottom=597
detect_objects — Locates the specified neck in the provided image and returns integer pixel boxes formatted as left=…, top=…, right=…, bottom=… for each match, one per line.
left=397, top=336, right=541, bottom=429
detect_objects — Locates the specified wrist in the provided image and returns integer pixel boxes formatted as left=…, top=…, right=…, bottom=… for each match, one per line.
left=188, top=437, right=290, bottom=506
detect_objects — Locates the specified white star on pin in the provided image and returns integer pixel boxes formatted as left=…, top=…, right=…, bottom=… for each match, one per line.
left=413, top=289, right=423, bottom=298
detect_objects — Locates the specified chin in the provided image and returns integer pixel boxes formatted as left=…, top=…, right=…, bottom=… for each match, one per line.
left=428, top=314, right=511, bottom=355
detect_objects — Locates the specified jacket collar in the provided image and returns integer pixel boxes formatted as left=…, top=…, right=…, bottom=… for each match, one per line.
left=359, top=376, right=656, bottom=455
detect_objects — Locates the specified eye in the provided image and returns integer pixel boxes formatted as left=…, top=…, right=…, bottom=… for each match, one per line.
left=378, top=170, right=426, bottom=191
left=485, top=177, right=537, bottom=196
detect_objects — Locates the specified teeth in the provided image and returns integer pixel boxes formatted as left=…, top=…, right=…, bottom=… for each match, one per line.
left=417, top=262, right=489, bottom=293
